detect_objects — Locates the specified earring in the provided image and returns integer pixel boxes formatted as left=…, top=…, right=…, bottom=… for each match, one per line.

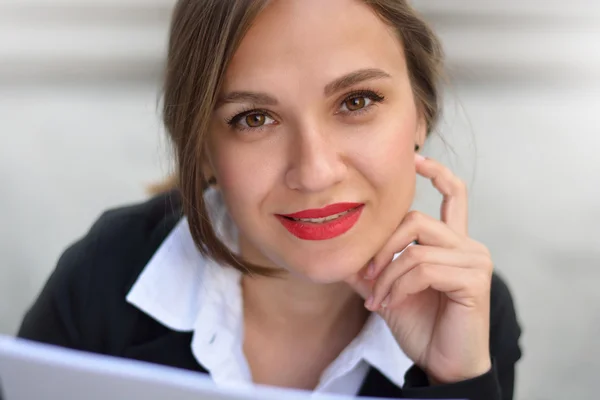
left=415, top=144, right=420, bottom=152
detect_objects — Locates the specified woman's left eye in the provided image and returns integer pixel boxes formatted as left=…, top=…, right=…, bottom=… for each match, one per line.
left=338, top=91, right=384, bottom=114
left=342, top=96, right=371, bottom=111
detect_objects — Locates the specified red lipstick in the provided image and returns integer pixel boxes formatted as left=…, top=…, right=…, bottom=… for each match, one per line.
left=276, top=202, right=364, bottom=241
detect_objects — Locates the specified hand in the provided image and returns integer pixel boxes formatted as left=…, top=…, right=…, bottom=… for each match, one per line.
left=345, top=154, right=493, bottom=384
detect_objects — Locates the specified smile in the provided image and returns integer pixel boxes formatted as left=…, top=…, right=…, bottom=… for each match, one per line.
left=276, top=203, right=365, bottom=241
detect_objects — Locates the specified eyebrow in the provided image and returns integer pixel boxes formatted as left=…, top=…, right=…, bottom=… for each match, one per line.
left=216, top=91, right=278, bottom=108
left=324, top=68, right=392, bottom=97
left=216, top=68, right=391, bottom=108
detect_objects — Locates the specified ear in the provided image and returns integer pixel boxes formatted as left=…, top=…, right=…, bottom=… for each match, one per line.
left=201, top=147, right=217, bottom=187
left=415, top=114, right=427, bottom=151
left=202, top=162, right=215, bottom=182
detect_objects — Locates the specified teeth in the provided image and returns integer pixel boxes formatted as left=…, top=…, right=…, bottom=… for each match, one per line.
left=292, top=210, right=351, bottom=223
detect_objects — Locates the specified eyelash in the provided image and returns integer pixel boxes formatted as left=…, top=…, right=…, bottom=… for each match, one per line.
left=225, top=88, right=386, bottom=131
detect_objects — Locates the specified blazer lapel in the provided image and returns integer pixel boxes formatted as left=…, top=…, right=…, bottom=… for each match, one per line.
left=358, top=367, right=404, bottom=398
left=123, top=330, right=208, bottom=375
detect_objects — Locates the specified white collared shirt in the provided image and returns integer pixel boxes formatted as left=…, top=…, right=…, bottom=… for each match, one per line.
left=126, top=188, right=413, bottom=396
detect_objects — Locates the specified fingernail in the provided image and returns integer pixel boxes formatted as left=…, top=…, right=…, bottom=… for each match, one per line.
left=365, top=296, right=374, bottom=309
left=381, top=294, right=391, bottom=309
left=415, top=153, right=426, bottom=162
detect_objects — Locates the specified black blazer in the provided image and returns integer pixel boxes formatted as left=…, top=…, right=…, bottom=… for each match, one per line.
left=18, top=191, right=522, bottom=400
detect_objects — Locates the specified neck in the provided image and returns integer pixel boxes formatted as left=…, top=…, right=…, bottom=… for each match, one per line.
left=238, top=234, right=369, bottom=337
left=242, top=272, right=368, bottom=338
left=241, top=271, right=369, bottom=390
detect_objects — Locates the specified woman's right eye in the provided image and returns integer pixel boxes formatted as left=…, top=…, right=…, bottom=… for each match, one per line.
left=228, top=111, right=276, bottom=130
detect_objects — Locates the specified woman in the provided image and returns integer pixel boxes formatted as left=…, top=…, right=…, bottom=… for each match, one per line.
left=18, top=0, right=522, bottom=399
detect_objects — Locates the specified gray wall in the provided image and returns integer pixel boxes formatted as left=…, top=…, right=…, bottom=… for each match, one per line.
left=1, top=1, right=599, bottom=399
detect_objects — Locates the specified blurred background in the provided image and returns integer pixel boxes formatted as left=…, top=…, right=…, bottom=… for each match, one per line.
left=1, top=0, right=599, bottom=399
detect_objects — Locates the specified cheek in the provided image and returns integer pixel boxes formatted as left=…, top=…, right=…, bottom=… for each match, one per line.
left=209, top=139, right=283, bottom=213
left=346, top=110, right=418, bottom=189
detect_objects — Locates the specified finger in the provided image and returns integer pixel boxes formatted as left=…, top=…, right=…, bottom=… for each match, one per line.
left=415, top=155, right=468, bottom=235
left=364, top=240, right=415, bottom=280
left=367, top=246, right=484, bottom=310
left=381, top=264, right=489, bottom=310
left=367, top=211, right=462, bottom=279
left=344, top=271, right=374, bottom=301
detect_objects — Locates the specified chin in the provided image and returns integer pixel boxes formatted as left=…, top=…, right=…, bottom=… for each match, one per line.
left=281, top=248, right=368, bottom=284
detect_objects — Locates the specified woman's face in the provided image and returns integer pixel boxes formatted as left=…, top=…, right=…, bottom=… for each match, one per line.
left=208, top=0, right=425, bottom=283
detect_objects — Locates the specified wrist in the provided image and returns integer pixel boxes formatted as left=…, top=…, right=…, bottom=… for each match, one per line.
left=427, top=358, right=492, bottom=386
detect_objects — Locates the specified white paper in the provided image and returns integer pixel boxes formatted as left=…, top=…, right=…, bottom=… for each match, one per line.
left=0, top=336, right=344, bottom=400
left=0, top=335, right=442, bottom=400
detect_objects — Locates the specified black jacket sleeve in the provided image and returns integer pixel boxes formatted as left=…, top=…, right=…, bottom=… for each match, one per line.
left=17, top=225, right=99, bottom=350
left=400, top=273, right=523, bottom=400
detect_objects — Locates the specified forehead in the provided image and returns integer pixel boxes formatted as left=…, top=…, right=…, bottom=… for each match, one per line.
left=223, top=0, right=408, bottom=91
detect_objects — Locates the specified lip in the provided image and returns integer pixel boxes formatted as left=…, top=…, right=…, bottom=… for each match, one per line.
left=276, top=203, right=365, bottom=241
left=279, top=203, right=363, bottom=219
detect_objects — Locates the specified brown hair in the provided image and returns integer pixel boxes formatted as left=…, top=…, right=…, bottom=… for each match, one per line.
left=159, top=0, right=444, bottom=275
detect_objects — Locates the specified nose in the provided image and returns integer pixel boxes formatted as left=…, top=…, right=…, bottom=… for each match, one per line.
left=285, top=125, right=347, bottom=192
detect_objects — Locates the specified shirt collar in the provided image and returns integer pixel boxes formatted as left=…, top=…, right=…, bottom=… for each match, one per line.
left=126, top=188, right=239, bottom=332
left=126, top=188, right=412, bottom=388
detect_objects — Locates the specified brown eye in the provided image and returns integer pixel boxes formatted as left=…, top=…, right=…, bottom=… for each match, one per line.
left=337, top=91, right=384, bottom=115
left=227, top=109, right=276, bottom=130
left=343, top=96, right=369, bottom=112
left=245, top=113, right=266, bottom=127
